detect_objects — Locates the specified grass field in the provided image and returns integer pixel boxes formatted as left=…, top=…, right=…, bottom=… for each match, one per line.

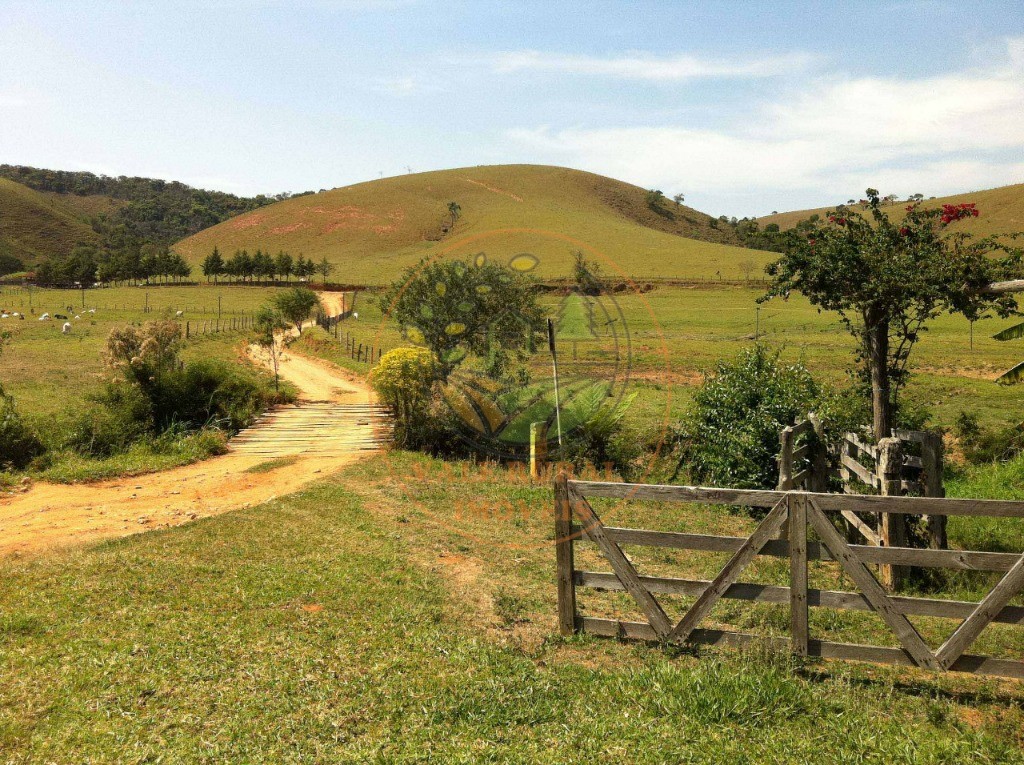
left=0, top=284, right=287, bottom=482
left=762, top=182, right=1024, bottom=239
left=1, top=451, right=1021, bottom=762
left=295, top=283, right=1024, bottom=438
left=0, top=178, right=100, bottom=266
left=174, top=165, right=770, bottom=285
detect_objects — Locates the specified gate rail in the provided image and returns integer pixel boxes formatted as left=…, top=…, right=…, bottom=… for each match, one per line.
left=555, top=475, right=1024, bottom=679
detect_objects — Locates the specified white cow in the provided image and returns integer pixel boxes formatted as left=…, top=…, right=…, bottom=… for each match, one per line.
left=39, top=313, right=50, bottom=321
left=62, top=322, right=72, bottom=335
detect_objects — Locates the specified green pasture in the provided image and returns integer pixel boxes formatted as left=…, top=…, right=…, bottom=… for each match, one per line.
left=2, top=451, right=1021, bottom=762
left=299, top=284, right=1024, bottom=435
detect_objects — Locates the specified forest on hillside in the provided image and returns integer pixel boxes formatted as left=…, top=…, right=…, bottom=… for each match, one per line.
left=0, top=165, right=315, bottom=282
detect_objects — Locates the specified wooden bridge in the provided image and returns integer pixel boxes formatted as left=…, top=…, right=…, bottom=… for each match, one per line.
left=230, top=403, right=393, bottom=457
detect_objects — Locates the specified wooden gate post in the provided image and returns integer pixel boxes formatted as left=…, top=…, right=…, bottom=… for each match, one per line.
left=807, top=413, right=829, bottom=493
left=788, top=493, right=809, bottom=656
left=777, top=425, right=795, bottom=539
left=878, top=437, right=906, bottom=589
left=921, top=431, right=947, bottom=550
left=553, top=472, right=576, bottom=635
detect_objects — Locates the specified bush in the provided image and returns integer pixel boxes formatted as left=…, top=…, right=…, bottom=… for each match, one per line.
left=557, top=389, right=639, bottom=476
left=0, top=386, right=44, bottom=469
left=953, top=410, right=1024, bottom=463
left=66, top=382, right=154, bottom=457
left=673, top=345, right=825, bottom=489
left=370, top=348, right=439, bottom=448
left=146, top=358, right=280, bottom=433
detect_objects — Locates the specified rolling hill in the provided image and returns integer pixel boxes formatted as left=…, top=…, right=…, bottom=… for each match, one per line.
left=175, top=165, right=771, bottom=284
left=761, top=182, right=1024, bottom=238
left=0, top=178, right=100, bottom=270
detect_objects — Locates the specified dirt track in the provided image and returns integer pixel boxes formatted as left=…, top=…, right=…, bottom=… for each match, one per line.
left=0, top=332, right=382, bottom=558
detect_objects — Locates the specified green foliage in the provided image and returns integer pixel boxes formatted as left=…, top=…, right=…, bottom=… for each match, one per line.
left=271, top=287, right=321, bottom=334
left=557, top=388, right=639, bottom=476
left=953, top=410, right=1024, bottom=463
left=763, top=188, right=1023, bottom=436
left=381, top=257, right=545, bottom=379
left=66, top=382, right=154, bottom=457
left=673, top=345, right=825, bottom=489
left=0, top=385, right=44, bottom=469
left=370, top=347, right=438, bottom=448
left=571, top=251, right=604, bottom=296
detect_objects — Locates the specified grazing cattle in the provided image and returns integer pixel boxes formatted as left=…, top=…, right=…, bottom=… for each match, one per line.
left=87, top=308, right=96, bottom=314
left=175, top=310, right=184, bottom=317
left=39, top=313, right=50, bottom=320
left=54, top=314, right=68, bottom=320
left=62, top=322, right=72, bottom=335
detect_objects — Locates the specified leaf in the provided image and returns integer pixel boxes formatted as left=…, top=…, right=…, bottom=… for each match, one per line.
left=993, top=322, right=1024, bottom=342
left=996, top=361, right=1024, bottom=385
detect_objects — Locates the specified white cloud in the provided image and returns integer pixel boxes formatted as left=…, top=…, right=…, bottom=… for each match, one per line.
left=505, top=38, right=1024, bottom=214
left=491, top=49, right=813, bottom=81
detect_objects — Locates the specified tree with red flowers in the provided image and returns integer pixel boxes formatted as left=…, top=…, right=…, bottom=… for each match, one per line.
left=762, top=189, right=1022, bottom=439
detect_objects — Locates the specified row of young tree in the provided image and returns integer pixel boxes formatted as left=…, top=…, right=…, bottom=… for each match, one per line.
left=201, top=247, right=334, bottom=283
left=35, top=243, right=192, bottom=286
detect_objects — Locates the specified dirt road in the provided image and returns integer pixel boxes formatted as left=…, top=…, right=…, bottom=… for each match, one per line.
left=0, top=341, right=386, bottom=558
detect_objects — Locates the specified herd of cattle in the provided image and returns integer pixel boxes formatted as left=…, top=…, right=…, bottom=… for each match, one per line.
left=0, top=307, right=99, bottom=334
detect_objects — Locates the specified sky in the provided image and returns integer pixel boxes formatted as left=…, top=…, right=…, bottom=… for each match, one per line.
left=1, top=0, right=1022, bottom=217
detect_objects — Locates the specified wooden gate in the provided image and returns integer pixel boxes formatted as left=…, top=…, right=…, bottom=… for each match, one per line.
left=554, top=474, right=1024, bottom=679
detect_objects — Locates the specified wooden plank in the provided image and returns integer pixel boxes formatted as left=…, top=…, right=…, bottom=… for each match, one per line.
left=936, top=553, right=1024, bottom=669
left=807, top=498, right=940, bottom=670
left=846, top=433, right=879, bottom=459
left=841, top=510, right=882, bottom=546
left=567, top=485, right=673, bottom=637
left=841, top=453, right=879, bottom=487
left=790, top=468, right=810, bottom=487
left=553, top=472, right=576, bottom=636
left=570, top=481, right=1024, bottom=518
left=893, top=429, right=929, bottom=443
left=573, top=571, right=1024, bottom=624
left=572, top=524, right=1022, bottom=571
left=789, top=495, right=809, bottom=656
left=809, top=492, right=1024, bottom=519
left=792, top=419, right=814, bottom=437
left=791, top=442, right=811, bottom=462
left=669, top=497, right=789, bottom=643
left=577, top=618, right=1024, bottom=679
left=570, top=481, right=784, bottom=507
left=777, top=426, right=795, bottom=491
left=904, top=455, right=924, bottom=469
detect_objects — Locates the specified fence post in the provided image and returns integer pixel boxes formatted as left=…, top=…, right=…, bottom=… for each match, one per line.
left=808, top=412, right=829, bottom=493
left=554, top=471, right=576, bottom=635
left=777, top=425, right=794, bottom=539
left=788, top=493, right=808, bottom=656
left=185, top=321, right=190, bottom=339
left=878, top=437, right=906, bottom=589
left=921, top=431, right=947, bottom=549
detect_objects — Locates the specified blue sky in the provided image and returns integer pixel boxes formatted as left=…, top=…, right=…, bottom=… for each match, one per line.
left=1, top=0, right=1022, bottom=216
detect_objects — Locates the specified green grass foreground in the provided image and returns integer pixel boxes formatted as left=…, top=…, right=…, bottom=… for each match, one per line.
left=2, top=452, right=1022, bottom=763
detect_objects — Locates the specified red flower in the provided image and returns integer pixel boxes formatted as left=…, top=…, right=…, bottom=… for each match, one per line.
left=899, top=227, right=910, bottom=236
left=940, top=202, right=980, bottom=225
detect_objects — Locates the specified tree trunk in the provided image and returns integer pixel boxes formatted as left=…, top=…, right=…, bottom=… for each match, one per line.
left=866, top=311, right=892, bottom=440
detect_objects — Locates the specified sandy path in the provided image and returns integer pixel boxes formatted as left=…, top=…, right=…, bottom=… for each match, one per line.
left=0, top=334, right=383, bottom=558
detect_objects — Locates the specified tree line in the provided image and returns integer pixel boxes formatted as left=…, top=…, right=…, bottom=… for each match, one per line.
left=201, top=247, right=334, bottom=284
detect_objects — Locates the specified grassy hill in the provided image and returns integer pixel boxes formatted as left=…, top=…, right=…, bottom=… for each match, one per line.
left=175, top=165, right=770, bottom=284
left=0, top=178, right=100, bottom=268
left=761, top=182, right=1024, bottom=238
